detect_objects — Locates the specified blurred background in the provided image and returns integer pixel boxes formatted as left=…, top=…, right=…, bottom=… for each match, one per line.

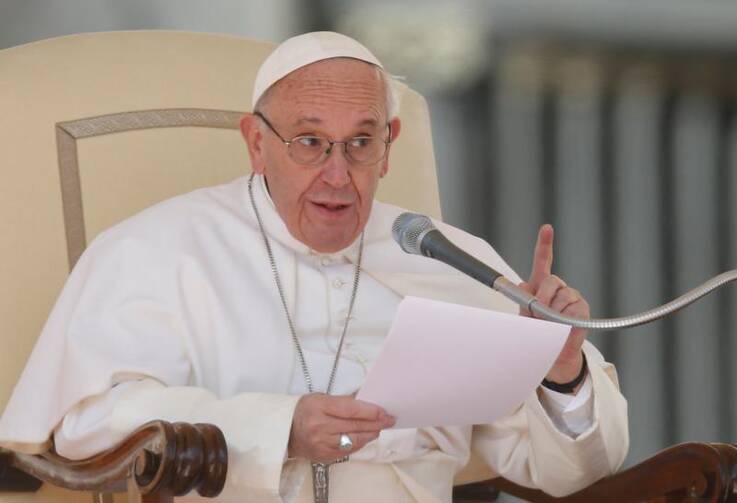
left=2, top=0, right=736, bottom=498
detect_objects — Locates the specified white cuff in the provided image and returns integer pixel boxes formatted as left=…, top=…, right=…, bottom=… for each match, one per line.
left=538, top=374, right=594, bottom=438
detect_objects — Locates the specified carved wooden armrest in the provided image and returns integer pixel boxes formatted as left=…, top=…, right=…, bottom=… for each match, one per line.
left=0, top=421, right=227, bottom=499
left=454, top=442, right=737, bottom=502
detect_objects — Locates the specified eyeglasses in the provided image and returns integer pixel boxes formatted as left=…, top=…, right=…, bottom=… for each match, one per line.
left=254, top=111, right=392, bottom=166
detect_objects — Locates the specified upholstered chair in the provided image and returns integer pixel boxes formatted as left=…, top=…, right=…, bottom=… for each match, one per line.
left=0, top=31, right=734, bottom=503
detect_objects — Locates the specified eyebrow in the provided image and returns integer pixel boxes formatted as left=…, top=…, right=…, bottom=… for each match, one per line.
left=293, top=117, right=322, bottom=126
left=357, top=118, right=380, bottom=128
left=291, top=117, right=381, bottom=128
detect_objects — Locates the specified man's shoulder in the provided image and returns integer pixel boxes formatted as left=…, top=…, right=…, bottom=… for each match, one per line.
left=370, top=199, right=522, bottom=284
left=370, top=199, right=493, bottom=254
left=91, top=176, right=252, bottom=252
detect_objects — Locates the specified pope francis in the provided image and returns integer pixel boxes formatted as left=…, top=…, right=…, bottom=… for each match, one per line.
left=0, top=32, right=628, bottom=502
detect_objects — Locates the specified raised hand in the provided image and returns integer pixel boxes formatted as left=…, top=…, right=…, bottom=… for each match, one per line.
left=518, top=224, right=590, bottom=388
left=289, top=393, right=395, bottom=463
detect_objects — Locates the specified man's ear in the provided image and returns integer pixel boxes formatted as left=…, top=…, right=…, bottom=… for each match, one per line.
left=240, top=113, right=266, bottom=174
left=380, top=117, right=402, bottom=178
left=389, top=117, right=402, bottom=143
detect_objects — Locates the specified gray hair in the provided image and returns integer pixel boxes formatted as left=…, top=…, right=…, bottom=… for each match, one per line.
left=382, top=69, right=401, bottom=120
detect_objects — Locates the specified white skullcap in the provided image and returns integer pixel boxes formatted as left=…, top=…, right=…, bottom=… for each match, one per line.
left=252, top=31, right=384, bottom=108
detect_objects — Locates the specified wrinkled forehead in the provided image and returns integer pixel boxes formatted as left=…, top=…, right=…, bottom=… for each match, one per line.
left=268, top=58, right=383, bottom=98
left=258, top=58, right=387, bottom=118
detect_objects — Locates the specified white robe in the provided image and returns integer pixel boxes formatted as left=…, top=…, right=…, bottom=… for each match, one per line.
left=0, top=175, right=628, bottom=502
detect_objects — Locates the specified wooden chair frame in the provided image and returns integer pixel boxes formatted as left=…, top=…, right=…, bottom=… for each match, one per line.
left=0, top=421, right=227, bottom=502
left=2, top=430, right=736, bottom=502
left=456, top=442, right=737, bottom=503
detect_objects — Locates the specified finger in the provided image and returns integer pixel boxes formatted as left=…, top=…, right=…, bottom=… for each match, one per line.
left=517, top=282, right=533, bottom=316
left=561, top=294, right=590, bottom=320
left=517, top=281, right=533, bottom=294
left=311, top=431, right=382, bottom=463
left=529, top=224, right=554, bottom=289
left=329, top=431, right=380, bottom=453
left=323, top=415, right=395, bottom=435
left=535, top=275, right=566, bottom=306
left=550, top=287, right=580, bottom=313
left=324, top=396, right=391, bottom=422
left=559, top=302, right=590, bottom=360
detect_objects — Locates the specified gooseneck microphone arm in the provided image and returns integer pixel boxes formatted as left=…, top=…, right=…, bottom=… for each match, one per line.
left=392, top=212, right=737, bottom=331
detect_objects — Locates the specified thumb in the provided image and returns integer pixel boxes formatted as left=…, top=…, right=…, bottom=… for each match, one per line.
left=517, top=281, right=533, bottom=317
left=518, top=281, right=533, bottom=294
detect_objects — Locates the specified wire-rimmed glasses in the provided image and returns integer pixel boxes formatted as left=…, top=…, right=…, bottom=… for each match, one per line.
left=254, top=111, right=391, bottom=166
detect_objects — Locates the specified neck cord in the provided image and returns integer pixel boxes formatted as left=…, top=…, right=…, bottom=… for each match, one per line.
left=247, top=174, right=363, bottom=394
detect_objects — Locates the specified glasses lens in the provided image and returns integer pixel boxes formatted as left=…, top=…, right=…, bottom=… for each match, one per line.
left=287, top=135, right=388, bottom=165
left=289, top=136, right=329, bottom=164
left=346, top=137, right=386, bottom=165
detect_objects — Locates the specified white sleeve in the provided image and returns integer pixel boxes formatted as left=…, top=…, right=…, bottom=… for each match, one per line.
left=471, top=342, right=629, bottom=498
left=54, top=381, right=139, bottom=459
left=54, top=379, right=299, bottom=503
left=537, top=374, right=594, bottom=438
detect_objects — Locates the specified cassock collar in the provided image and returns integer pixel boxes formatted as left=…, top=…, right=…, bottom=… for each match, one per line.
left=249, top=173, right=364, bottom=264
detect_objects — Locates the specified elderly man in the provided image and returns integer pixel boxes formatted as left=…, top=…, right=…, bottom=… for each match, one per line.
left=0, top=32, right=627, bottom=502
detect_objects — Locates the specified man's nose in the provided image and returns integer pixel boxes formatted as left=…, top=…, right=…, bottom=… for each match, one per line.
left=320, top=144, right=351, bottom=187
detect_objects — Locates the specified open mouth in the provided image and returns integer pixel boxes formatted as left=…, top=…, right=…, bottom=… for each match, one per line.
left=310, top=201, right=353, bottom=217
left=313, top=201, right=351, bottom=211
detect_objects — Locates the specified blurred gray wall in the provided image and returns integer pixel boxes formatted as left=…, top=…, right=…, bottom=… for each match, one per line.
left=0, top=0, right=302, bottom=49
left=325, top=0, right=737, bottom=488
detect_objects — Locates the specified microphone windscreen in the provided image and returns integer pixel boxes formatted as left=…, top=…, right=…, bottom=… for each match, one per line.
left=392, top=212, right=435, bottom=254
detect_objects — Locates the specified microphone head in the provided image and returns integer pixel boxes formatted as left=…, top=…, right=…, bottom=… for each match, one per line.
left=392, top=212, right=436, bottom=255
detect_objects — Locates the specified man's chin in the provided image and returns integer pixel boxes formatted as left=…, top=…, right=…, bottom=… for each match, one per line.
left=298, top=214, right=363, bottom=253
left=303, top=230, right=359, bottom=254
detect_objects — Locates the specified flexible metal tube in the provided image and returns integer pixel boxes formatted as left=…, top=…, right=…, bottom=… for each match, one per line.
left=492, top=271, right=737, bottom=330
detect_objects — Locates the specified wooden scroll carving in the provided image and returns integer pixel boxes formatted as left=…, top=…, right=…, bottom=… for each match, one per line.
left=454, top=442, right=737, bottom=503
left=4, top=429, right=735, bottom=502
left=0, top=421, right=227, bottom=500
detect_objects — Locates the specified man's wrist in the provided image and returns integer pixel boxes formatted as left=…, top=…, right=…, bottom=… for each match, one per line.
left=542, top=352, right=588, bottom=394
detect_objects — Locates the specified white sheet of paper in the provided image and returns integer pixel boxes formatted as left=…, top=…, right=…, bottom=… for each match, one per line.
left=356, top=296, right=571, bottom=428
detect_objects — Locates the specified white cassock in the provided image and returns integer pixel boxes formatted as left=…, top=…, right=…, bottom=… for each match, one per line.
left=0, top=174, right=628, bottom=502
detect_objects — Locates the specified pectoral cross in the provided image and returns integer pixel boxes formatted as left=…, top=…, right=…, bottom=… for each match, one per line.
left=311, top=462, right=329, bottom=503
left=311, top=457, right=348, bottom=503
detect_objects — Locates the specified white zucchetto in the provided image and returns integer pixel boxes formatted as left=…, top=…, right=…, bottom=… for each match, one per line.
left=252, top=31, right=384, bottom=108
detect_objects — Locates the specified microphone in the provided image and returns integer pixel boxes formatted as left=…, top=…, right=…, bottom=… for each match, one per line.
left=392, top=212, right=505, bottom=288
left=392, top=212, right=537, bottom=314
left=392, top=212, right=737, bottom=331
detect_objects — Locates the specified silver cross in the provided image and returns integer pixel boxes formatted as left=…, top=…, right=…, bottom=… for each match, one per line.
left=311, top=457, right=349, bottom=503
left=312, top=463, right=329, bottom=503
